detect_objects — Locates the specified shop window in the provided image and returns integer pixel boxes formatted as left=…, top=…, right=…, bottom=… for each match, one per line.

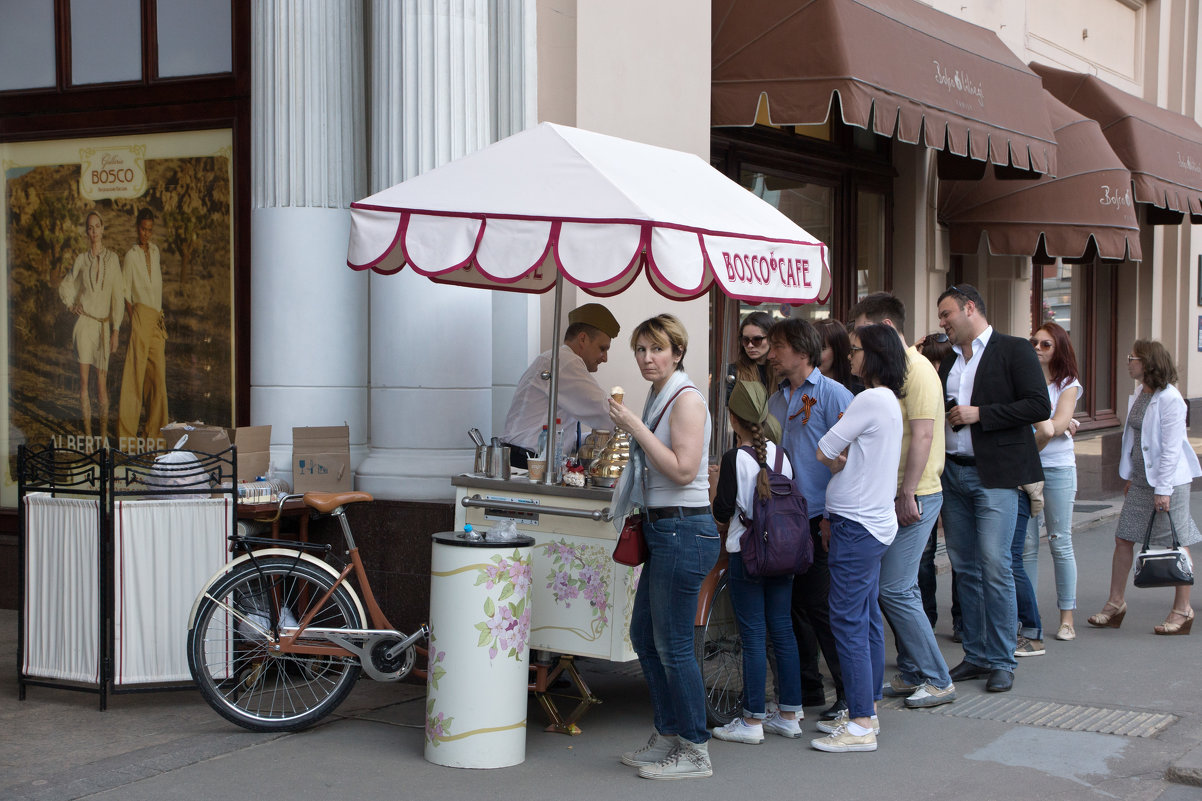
left=157, top=0, right=232, bottom=77
left=0, top=0, right=55, bottom=91
left=1031, top=261, right=1119, bottom=429
left=856, top=189, right=886, bottom=300
left=71, top=0, right=142, bottom=85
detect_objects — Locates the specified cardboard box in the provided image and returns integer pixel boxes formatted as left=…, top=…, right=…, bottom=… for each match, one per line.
left=229, top=425, right=272, bottom=482
left=292, top=425, right=351, bottom=492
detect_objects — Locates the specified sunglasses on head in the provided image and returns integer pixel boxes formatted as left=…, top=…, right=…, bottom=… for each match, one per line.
left=927, top=333, right=949, bottom=343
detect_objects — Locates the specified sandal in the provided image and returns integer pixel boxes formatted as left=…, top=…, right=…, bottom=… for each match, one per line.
left=1154, top=607, right=1194, bottom=636
left=1087, top=601, right=1127, bottom=629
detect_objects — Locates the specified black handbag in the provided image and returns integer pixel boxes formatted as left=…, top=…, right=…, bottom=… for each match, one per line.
left=1133, top=509, right=1195, bottom=589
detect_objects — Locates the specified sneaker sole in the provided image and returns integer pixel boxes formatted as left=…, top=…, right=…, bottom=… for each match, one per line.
left=711, top=731, right=763, bottom=744
left=810, top=740, right=877, bottom=753
left=904, top=694, right=956, bottom=708
left=638, top=768, right=713, bottom=780
left=1014, top=650, right=1046, bottom=657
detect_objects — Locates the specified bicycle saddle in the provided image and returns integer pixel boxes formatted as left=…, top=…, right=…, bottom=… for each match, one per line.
left=303, top=491, right=374, bottom=513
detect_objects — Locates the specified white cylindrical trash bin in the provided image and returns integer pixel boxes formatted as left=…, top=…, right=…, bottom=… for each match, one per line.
left=424, top=530, right=535, bottom=768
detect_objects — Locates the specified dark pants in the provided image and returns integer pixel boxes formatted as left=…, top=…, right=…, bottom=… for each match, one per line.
left=791, top=517, right=844, bottom=700
left=918, top=519, right=962, bottom=634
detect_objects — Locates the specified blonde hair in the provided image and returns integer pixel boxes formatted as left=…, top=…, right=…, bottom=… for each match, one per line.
left=630, top=313, right=688, bottom=371
left=730, top=411, right=772, bottom=501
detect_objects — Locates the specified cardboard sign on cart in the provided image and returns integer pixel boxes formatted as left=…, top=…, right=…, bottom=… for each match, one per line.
left=292, top=425, right=351, bottom=492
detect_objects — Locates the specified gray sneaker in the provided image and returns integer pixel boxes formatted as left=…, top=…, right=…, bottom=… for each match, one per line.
left=904, top=681, right=956, bottom=708
left=881, top=673, right=920, bottom=697
left=638, top=739, right=712, bottom=780
left=1015, top=636, right=1046, bottom=657
left=621, top=732, right=679, bottom=767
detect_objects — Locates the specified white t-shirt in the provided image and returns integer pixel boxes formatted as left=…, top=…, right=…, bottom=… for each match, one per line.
left=1040, top=377, right=1082, bottom=469
left=500, top=345, right=610, bottom=453
left=818, top=386, right=903, bottom=545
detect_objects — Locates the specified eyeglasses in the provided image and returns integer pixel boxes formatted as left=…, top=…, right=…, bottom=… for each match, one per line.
left=1126, top=354, right=1142, bottom=362
left=741, top=335, right=767, bottom=347
left=1029, top=338, right=1054, bottom=350
left=849, top=345, right=863, bottom=353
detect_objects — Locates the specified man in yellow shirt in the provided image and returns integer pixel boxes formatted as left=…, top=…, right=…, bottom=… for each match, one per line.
left=849, top=293, right=954, bottom=708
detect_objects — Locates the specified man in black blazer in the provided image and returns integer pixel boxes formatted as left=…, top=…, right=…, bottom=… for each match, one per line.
left=936, top=284, right=1050, bottom=693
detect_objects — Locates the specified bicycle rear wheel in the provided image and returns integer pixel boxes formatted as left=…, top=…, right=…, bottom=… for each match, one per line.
left=187, top=556, right=364, bottom=732
left=693, top=575, right=744, bottom=726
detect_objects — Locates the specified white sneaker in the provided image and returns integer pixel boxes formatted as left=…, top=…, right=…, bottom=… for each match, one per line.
left=811, top=723, right=877, bottom=753
left=621, top=732, right=679, bottom=767
left=711, top=717, right=764, bottom=744
left=816, top=710, right=880, bottom=735
left=638, top=739, right=712, bottom=780
left=762, top=710, right=803, bottom=739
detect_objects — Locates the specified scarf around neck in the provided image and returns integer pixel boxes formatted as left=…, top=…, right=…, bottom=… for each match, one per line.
left=610, top=369, right=697, bottom=531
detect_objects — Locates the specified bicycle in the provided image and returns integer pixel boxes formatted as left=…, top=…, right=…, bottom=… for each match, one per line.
left=186, top=491, right=428, bottom=732
left=694, top=552, right=742, bottom=726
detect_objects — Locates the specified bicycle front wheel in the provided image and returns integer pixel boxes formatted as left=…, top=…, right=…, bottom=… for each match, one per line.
left=693, top=575, right=744, bottom=726
left=187, top=557, right=364, bottom=732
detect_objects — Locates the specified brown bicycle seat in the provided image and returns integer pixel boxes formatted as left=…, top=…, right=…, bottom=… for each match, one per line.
left=303, top=491, right=374, bottom=514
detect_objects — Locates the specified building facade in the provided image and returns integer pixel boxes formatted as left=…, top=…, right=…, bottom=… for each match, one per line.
left=2, top=0, right=1198, bottom=618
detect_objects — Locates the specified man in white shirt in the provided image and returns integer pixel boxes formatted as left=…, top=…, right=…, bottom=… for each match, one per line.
left=501, top=303, right=619, bottom=468
left=118, top=208, right=169, bottom=449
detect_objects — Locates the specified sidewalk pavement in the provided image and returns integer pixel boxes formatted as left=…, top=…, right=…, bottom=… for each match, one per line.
left=3, top=490, right=1201, bottom=801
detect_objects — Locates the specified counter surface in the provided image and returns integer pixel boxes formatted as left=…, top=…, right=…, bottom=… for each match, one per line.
left=452, top=473, right=614, bottom=502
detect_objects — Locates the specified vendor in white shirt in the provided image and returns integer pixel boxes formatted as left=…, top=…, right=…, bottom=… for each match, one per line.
left=501, top=303, right=620, bottom=468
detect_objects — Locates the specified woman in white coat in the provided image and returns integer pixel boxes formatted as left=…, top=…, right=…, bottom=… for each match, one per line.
left=1088, top=340, right=1201, bottom=635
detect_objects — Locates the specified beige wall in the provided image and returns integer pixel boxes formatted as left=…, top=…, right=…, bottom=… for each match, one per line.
left=535, top=0, right=714, bottom=411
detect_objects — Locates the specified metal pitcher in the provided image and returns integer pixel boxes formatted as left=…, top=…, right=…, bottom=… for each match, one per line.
left=485, top=445, right=511, bottom=480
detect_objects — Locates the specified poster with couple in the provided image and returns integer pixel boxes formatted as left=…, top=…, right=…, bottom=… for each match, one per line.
left=2, top=129, right=235, bottom=507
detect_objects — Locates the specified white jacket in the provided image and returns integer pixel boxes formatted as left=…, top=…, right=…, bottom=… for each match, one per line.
left=1119, top=384, right=1202, bottom=495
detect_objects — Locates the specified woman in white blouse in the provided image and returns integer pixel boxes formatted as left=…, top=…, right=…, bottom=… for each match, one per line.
left=812, top=324, right=906, bottom=754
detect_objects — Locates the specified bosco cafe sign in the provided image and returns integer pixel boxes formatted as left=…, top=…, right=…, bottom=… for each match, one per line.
left=79, top=144, right=148, bottom=200
left=703, top=234, right=826, bottom=304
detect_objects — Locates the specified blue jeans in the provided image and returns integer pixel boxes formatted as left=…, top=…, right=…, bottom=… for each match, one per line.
left=879, top=492, right=951, bottom=688
left=827, top=514, right=889, bottom=721
left=728, top=551, right=802, bottom=717
left=1025, top=465, right=1078, bottom=611
left=630, top=514, right=721, bottom=744
left=940, top=461, right=1019, bottom=672
left=1011, top=490, right=1041, bottom=640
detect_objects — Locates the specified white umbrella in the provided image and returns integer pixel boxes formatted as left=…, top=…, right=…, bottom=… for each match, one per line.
left=347, top=122, right=828, bottom=482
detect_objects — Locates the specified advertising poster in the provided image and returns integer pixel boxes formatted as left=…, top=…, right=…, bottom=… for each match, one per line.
left=2, top=130, right=234, bottom=507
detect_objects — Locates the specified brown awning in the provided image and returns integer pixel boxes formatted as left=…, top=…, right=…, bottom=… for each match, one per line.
left=1032, top=63, right=1202, bottom=218
left=939, top=92, right=1141, bottom=263
left=712, top=0, right=1057, bottom=174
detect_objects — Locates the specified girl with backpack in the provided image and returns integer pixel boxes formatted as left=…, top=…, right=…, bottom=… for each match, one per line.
left=710, top=380, right=804, bottom=743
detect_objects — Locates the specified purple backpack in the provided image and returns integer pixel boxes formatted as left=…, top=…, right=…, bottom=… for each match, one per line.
left=737, top=446, right=813, bottom=577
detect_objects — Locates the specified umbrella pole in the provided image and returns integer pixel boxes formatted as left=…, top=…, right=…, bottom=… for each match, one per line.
left=542, top=274, right=565, bottom=485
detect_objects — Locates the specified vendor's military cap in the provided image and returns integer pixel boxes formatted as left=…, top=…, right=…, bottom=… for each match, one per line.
left=569, top=304, right=620, bottom=338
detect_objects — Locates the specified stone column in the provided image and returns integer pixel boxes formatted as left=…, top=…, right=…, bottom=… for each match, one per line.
left=358, top=0, right=496, bottom=500
left=249, top=0, right=368, bottom=482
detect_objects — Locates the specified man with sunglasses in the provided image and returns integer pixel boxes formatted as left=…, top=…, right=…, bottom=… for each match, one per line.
left=936, top=284, right=1049, bottom=693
